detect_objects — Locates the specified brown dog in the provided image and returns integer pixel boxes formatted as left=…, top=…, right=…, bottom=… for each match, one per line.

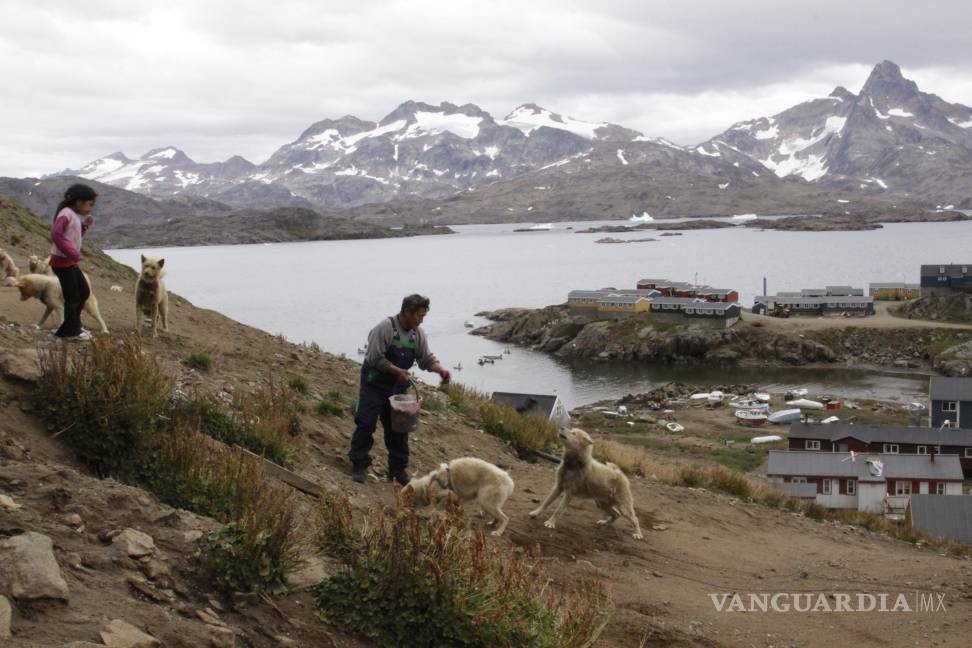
left=134, top=255, right=168, bottom=337
left=15, top=273, right=109, bottom=333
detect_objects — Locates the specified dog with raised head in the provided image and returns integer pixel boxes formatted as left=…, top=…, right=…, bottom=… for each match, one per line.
left=403, top=457, right=515, bottom=536
left=530, top=428, right=643, bottom=540
left=134, top=255, right=168, bottom=337
left=28, top=255, right=52, bottom=275
left=1, top=248, right=20, bottom=285
left=15, top=273, right=109, bottom=333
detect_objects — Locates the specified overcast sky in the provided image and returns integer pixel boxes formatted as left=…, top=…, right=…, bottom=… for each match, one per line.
left=2, top=0, right=971, bottom=177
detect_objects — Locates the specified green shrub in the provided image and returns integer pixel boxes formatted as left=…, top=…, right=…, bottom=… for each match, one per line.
left=314, top=495, right=612, bottom=648
left=36, top=335, right=173, bottom=478
left=182, top=353, right=212, bottom=371
left=287, top=374, right=309, bottom=395
left=327, top=390, right=343, bottom=401
left=316, top=399, right=344, bottom=417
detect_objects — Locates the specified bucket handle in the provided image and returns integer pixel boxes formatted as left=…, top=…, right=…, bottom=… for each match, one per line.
left=406, top=378, right=422, bottom=407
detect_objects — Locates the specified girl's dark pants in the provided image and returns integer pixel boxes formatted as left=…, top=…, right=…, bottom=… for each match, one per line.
left=52, top=266, right=89, bottom=337
left=349, top=373, right=409, bottom=471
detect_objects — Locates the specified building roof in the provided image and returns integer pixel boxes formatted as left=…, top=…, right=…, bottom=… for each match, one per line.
left=869, top=282, right=920, bottom=290
left=598, top=295, right=649, bottom=305
left=649, top=296, right=705, bottom=306
left=908, top=495, right=972, bottom=545
left=490, top=392, right=560, bottom=419
left=755, top=295, right=873, bottom=305
left=929, top=376, right=972, bottom=401
left=610, top=289, right=661, bottom=296
left=788, top=422, right=972, bottom=446
left=696, top=288, right=735, bottom=296
left=568, top=290, right=613, bottom=300
left=921, top=264, right=972, bottom=277
left=766, top=450, right=963, bottom=482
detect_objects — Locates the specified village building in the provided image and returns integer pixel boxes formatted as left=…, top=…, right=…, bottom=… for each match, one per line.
left=907, top=494, right=972, bottom=545
left=921, top=264, right=972, bottom=297
left=767, top=450, right=963, bottom=514
left=788, top=422, right=972, bottom=476
left=567, top=284, right=739, bottom=327
left=648, top=297, right=741, bottom=328
left=752, top=292, right=874, bottom=316
left=929, top=376, right=972, bottom=429
left=869, top=282, right=921, bottom=300
left=490, top=392, right=571, bottom=429
left=635, top=278, right=738, bottom=302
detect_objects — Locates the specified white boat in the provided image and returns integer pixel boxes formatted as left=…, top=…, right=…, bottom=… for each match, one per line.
left=707, top=390, right=725, bottom=406
left=735, top=409, right=768, bottom=426
left=784, top=388, right=808, bottom=400
left=750, top=435, right=782, bottom=444
left=786, top=398, right=825, bottom=410
left=753, top=392, right=771, bottom=403
left=665, top=422, right=684, bottom=433
left=464, top=320, right=475, bottom=328
left=630, top=211, right=654, bottom=223
left=689, top=392, right=712, bottom=401
left=728, top=398, right=769, bottom=411
left=731, top=213, right=758, bottom=221
left=768, top=409, right=802, bottom=424
left=528, top=223, right=553, bottom=231
left=821, top=416, right=840, bottom=424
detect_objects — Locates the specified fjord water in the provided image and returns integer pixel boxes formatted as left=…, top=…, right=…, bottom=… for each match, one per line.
left=109, top=218, right=972, bottom=407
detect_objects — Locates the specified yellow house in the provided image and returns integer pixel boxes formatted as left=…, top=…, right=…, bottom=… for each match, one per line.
left=869, top=283, right=921, bottom=301
left=597, top=295, right=651, bottom=315
left=567, top=290, right=610, bottom=310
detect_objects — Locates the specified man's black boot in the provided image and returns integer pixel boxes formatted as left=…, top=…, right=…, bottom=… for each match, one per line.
left=388, top=468, right=410, bottom=486
left=352, top=464, right=368, bottom=484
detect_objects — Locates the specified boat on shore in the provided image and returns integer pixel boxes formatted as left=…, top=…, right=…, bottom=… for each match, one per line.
left=665, top=422, right=684, bottom=433
left=768, top=408, right=802, bottom=424
left=707, top=390, right=725, bottom=406
left=729, top=398, right=769, bottom=411
left=753, top=392, right=771, bottom=403
left=735, top=409, right=769, bottom=426
left=786, top=398, right=825, bottom=410
left=750, top=435, right=782, bottom=444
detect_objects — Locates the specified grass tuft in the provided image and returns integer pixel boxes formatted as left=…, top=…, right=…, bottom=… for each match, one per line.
left=182, top=352, right=213, bottom=371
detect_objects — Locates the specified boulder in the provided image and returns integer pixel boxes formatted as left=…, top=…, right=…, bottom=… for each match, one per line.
left=100, top=619, right=161, bottom=648
left=111, top=529, right=156, bottom=558
left=0, top=531, right=69, bottom=601
left=0, top=349, right=41, bottom=384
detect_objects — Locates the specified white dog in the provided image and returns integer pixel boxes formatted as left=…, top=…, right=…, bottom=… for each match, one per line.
left=0, top=248, right=20, bottom=284
left=135, top=255, right=168, bottom=337
left=28, top=255, right=53, bottom=275
left=15, top=273, right=109, bottom=333
left=404, top=457, right=515, bottom=536
left=530, top=428, right=643, bottom=540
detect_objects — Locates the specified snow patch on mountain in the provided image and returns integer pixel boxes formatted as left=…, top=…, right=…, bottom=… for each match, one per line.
left=948, top=117, right=972, bottom=128
left=616, top=149, right=628, bottom=165
left=404, top=111, right=483, bottom=139
left=888, top=108, right=914, bottom=118
left=752, top=123, right=779, bottom=140
left=503, top=104, right=606, bottom=139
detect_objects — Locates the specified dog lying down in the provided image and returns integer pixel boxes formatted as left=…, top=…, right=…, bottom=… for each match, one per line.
left=404, top=457, right=515, bottom=536
left=15, top=273, right=109, bottom=334
left=530, top=428, right=644, bottom=540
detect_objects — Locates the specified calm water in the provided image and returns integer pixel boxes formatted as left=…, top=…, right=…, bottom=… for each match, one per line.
left=108, top=218, right=972, bottom=407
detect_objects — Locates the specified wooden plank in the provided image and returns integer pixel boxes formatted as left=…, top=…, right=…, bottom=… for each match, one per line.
left=236, top=446, right=322, bottom=498
left=534, top=449, right=562, bottom=464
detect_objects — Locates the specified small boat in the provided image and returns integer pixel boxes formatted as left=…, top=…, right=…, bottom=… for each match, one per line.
left=630, top=211, right=654, bottom=223
left=728, top=398, right=769, bottom=411
left=477, top=357, right=495, bottom=366
left=689, top=392, right=712, bottom=401
left=821, top=416, right=840, bottom=424
left=786, top=398, right=825, bottom=410
left=464, top=320, right=475, bottom=328
left=750, top=435, right=782, bottom=444
left=453, top=362, right=462, bottom=370
left=356, top=347, right=367, bottom=355
left=768, top=409, right=802, bottom=424
left=905, top=402, right=927, bottom=411
left=482, top=354, right=503, bottom=361
left=665, top=422, right=684, bottom=433
left=783, top=388, right=808, bottom=400
left=503, top=348, right=511, bottom=355
left=735, top=409, right=768, bottom=426
left=707, top=390, right=725, bottom=406
left=753, top=392, right=771, bottom=403
left=731, top=213, right=758, bottom=222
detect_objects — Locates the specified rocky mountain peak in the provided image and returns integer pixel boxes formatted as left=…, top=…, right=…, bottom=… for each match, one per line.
left=829, top=86, right=856, bottom=102
left=142, top=146, right=191, bottom=164
left=860, top=60, right=919, bottom=98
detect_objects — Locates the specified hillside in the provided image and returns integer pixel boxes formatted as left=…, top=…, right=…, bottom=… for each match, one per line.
left=3, top=198, right=972, bottom=647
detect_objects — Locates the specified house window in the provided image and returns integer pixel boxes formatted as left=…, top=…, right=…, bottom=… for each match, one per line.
left=822, top=479, right=833, bottom=495
left=936, top=482, right=946, bottom=495
left=940, top=266, right=946, bottom=274
left=964, top=266, right=968, bottom=274
left=894, top=481, right=912, bottom=496
left=791, top=477, right=807, bottom=483
left=934, top=445, right=941, bottom=454
left=917, top=445, right=927, bottom=455
left=883, top=443, right=899, bottom=453
left=965, top=448, right=972, bottom=458
left=943, top=401, right=958, bottom=412
left=806, top=440, right=821, bottom=450
left=847, top=479, right=857, bottom=495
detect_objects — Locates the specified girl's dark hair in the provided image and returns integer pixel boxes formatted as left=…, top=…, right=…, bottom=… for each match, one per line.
left=54, top=183, right=98, bottom=221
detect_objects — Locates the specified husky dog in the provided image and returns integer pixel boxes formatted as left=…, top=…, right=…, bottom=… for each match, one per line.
left=15, top=273, right=109, bottom=333
left=530, top=428, right=643, bottom=540
left=28, top=255, right=52, bottom=275
left=134, top=255, right=168, bottom=337
left=0, top=248, right=20, bottom=284
left=404, top=457, right=515, bottom=536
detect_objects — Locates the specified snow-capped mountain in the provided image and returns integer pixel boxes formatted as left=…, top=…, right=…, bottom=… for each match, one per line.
left=703, top=61, right=972, bottom=204
left=60, top=101, right=646, bottom=209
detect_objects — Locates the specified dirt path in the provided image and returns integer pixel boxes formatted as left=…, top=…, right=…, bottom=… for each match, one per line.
left=749, top=301, right=972, bottom=331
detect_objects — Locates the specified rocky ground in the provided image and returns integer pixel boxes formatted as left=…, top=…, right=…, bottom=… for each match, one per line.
left=743, top=209, right=969, bottom=232
left=473, top=303, right=972, bottom=376
left=3, top=198, right=972, bottom=647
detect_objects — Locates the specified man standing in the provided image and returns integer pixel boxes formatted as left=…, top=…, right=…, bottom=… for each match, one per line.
left=349, top=294, right=451, bottom=484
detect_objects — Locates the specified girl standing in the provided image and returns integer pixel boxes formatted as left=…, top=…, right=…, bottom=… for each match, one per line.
left=50, top=183, right=97, bottom=340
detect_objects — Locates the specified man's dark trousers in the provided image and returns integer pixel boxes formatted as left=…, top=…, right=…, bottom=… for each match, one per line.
left=349, top=377, right=409, bottom=471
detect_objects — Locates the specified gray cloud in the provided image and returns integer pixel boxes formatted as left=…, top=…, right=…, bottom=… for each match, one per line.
left=2, top=0, right=970, bottom=177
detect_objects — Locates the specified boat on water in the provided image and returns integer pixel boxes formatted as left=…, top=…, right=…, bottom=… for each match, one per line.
left=356, top=347, right=367, bottom=355
left=707, top=390, right=725, bottom=406
left=786, top=398, right=825, bottom=410
left=453, top=362, right=462, bottom=370
left=482, top=354, right=503, bottom=361
left=463, top=320, right=475, bottom=328
left=477, top=357, right=494, bottom=366
left=630, top=211, right=654, bottom=223
left=665, top=422, right=684, bottom=433
left=735, top=409, right=768, bottom=426
left=768, top=409, right=802, bottom=424
left=750, top=435, right=782, bottom=444
left=731, top=213, right=758, bottom=222
left=728, top=398, right=769, bottom=411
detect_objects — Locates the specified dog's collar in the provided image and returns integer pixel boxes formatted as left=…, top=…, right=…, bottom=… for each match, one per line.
left=436, top=466, right=455, bottom=492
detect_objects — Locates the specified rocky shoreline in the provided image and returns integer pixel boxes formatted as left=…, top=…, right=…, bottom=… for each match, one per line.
left=472, top=305, right=972, bottom=376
